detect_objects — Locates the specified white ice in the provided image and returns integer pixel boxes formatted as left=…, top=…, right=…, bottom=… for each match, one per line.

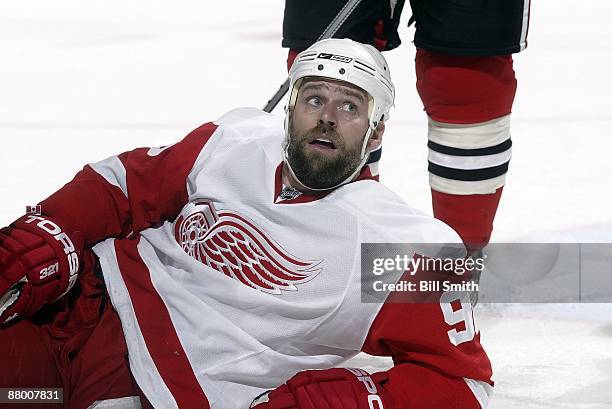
left=1, top=0, right=611, bottom=407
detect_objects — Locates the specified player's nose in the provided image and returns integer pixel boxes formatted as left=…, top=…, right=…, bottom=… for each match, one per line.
left=319, top=103, right=337, bottom=128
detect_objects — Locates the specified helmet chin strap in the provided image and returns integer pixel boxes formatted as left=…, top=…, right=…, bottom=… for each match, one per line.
left=282, top=125, right=374, bottom=192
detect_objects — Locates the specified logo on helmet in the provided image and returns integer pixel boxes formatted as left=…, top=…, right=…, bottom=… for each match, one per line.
left=317, top=53, right=353, bottom=64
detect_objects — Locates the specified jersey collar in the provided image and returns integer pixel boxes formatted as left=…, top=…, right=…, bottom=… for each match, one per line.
left=273, top=163, right=379, bottom=205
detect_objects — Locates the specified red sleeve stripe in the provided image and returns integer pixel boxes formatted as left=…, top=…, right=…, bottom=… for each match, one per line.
left=89, top=155, right=129, bottom=198
left=361, top=300, right=493, bottom=383
left=117, top=123, right=218, bottom=234
left=115, top=238, right=210, bottom=409
left=38, top=123, right=218, bottom=247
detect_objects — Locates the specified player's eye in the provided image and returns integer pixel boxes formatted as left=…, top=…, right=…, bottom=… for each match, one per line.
left=340, top=102, right=357, bottom=113
left=306, top=96, right=322, bottom=107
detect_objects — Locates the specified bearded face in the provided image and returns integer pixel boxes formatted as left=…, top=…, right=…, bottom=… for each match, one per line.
left=286, top=118, right=365, bottom=190
left=285, top=79, right=375, bottom=190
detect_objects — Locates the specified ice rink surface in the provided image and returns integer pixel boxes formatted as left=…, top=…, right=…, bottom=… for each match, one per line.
left=1, top=1, right=611, bottom=407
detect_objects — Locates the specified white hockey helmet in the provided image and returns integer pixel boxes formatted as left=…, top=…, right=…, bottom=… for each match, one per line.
left=283, top=39, right=395, bottom=191
left=286, top=38, right=395, bottom=129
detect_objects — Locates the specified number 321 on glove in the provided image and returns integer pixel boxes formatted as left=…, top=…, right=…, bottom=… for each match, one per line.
left=251, top=368, right=394, bottom=409
left=0, top=214, right=82, bottom=324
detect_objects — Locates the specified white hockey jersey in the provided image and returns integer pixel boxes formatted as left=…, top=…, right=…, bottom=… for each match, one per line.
left=83, top=108, right=492, bottom=408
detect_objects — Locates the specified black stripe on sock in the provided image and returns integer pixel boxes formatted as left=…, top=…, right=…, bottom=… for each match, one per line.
left=428, top=139, right=512, bottom=157
left=428, top=161, right=510, bottom=181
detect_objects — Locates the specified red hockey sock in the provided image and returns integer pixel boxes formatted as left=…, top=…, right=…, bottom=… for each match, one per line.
left=415, top=49, right=517, bottom=124
left=416, top=49, right=517, bottom=250
left=432, top=187, right=503, bottom=253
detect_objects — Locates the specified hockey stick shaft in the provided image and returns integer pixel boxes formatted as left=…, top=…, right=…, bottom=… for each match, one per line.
left=262, top=0, right=364, bottom=113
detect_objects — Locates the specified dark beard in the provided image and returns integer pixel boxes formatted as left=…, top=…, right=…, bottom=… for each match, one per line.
left=287, top=121, right=364, bottom=190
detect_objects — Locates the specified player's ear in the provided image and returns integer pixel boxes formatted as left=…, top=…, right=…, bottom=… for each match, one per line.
left=368, top=121, right=385, bottom=150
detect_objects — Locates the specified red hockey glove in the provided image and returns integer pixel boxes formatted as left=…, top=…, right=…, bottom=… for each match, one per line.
left=250, top=368, right=394, bottom=409
left=0, top=214, right=83, bottom=324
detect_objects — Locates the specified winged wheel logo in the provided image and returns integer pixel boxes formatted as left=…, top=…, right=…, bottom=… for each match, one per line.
left=174, top=201, right=321, bottom=294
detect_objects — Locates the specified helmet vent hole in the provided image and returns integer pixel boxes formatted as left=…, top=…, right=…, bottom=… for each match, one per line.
left=339, top=68, right=346, bottom=74
left=317, top=64, right=324, bottom=71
